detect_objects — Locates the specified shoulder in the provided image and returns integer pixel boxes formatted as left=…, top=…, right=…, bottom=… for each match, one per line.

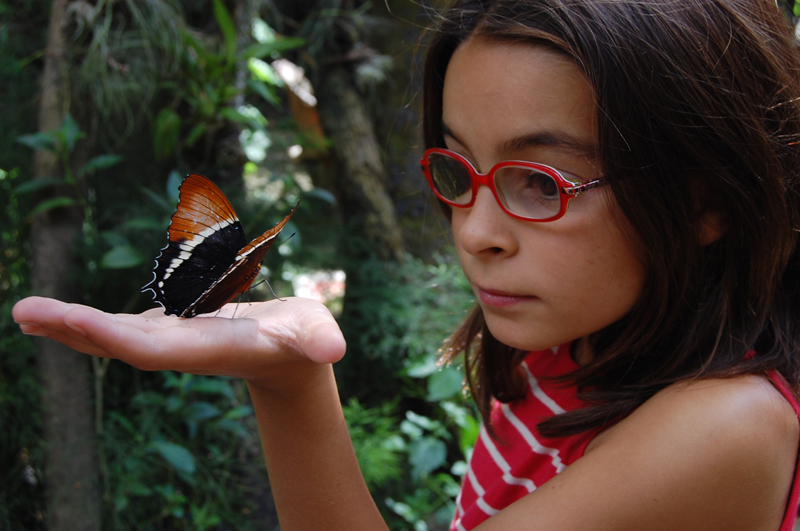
left=588, top=374, right=799, bottom=530
left=615, top=374, right=799, bottom=456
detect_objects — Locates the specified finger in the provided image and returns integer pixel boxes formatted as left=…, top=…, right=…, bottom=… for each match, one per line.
left=19, top=324, right=114, bottom=357
left=62, top=305, right=267, bottom=373
left=295, top=307, right=346, bottom=365
left=13, top=296, right=79, bottom=327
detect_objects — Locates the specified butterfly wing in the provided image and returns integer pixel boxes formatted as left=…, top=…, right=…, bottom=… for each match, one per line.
left=186, top=201, right=300, bottom=316
left=142, top=174, right=248, bottom=316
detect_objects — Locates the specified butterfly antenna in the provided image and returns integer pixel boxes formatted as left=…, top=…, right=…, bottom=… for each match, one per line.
left=279, top=232, right=296, bottom=246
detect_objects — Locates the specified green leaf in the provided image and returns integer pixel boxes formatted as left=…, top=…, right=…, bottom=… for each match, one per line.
left=100, top=245, right=146, bottom=269
left=426, top=366, right=464, bottom=401
left=125, top=483, right=153, bottom=497
left=101, top=230, right=128, bottom=247
left=248, top=58, right=281, bottom=85
left=213, top=0, right=237, bottom=64
left=247, top=78, right=280, bottom=106
left=149, top=441, right=196, bottom=475
left=219, top=107, right=265, bottom=130
left=140, top=186, right=172, bottom=212
left=79, top=154, right=123, bottom=176
left=184, top=402, right=221, bottom=422
left=57, top=114, right=85, bottom=153
left=16, top=131, right=58, bottom=152
left=153, top=108, right=181, bottom=160
left=167, top=170, right=183, bottom=205
left=240, top=38, right=305, bottom=60
left=122, top=217, right=166, bottom=231
left=29, top=196, right=76, bottom=217
left=223, top=405, right=253, bottom=419
left=188, top=377, right=235, bottom=399
left=185, top=124, right=207, bottom=147
left=303, top=188, right=337, bottom=205
left=216, top=418, right=250, bottom=438
left=409, top=437, right=447, bottom=479
left=13, top=178, right=63, bottom=195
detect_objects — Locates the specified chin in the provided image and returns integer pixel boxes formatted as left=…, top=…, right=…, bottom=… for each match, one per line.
left=485, top=323, right=564, bottom=352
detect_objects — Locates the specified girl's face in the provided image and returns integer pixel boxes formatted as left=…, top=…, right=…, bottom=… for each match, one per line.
left=443, top=38, right=646, bottom=353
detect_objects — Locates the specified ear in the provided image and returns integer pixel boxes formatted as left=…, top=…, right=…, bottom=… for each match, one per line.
left=692, top=177, right=728, bottom=246
left=697, top=208, right=727, bottom=246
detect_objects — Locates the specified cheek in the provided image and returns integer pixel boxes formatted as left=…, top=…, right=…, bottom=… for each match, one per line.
left=558, top=220, right=646, bottom=324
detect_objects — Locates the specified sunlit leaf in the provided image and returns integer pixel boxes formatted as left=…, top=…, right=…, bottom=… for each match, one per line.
left=248, top=58, right=281, bottom=85
left=240, top=38, right=305, bottom=60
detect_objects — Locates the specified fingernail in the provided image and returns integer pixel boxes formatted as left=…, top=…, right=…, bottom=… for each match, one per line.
left=19, top=324, right=46, bottom=336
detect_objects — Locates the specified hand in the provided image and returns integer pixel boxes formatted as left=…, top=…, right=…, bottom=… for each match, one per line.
left=12, top=296, right=346, bottom=391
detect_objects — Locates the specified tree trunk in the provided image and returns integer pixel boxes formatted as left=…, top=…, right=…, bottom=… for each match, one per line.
left=317, top=67, right=404, bottom=262
left=31, top=1, right=102, bottom=529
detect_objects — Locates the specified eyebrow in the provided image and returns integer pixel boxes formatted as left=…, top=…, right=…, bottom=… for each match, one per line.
left=441, top=123, right=598, bottom=161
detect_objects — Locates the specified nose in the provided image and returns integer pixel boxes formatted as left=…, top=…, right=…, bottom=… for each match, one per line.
left=453, top=185, right=518, bottom=257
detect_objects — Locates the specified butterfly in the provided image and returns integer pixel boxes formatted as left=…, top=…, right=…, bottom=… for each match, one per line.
left=142, top=173, right=298, bottom=317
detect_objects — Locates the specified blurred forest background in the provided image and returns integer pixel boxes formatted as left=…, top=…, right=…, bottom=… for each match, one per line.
left=6, top=1, right=800, bottom=531
left=0, top=1, right=478, bottom=530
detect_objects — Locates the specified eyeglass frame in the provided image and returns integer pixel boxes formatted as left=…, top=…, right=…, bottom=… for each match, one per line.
left=420, top=147, right=607, bottom=222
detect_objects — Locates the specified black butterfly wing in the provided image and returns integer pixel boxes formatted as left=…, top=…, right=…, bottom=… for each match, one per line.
left=142, top=174, right=248, bottom=316
left=187, top=201, right=300, bottom=316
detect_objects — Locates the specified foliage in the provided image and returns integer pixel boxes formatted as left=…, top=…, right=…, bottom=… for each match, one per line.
left=0, top=3, right=49, bottom=527
left=101, top=371, right=263, bottom=530
left=338, top=254, right=478, bottom=530
left=0, top=168, right=44, bottom=530
left=3, top=1, right=474, bottom=530
left=69, top=0, right=188, bottom=145
left=151, top=2, right=303, bottom=164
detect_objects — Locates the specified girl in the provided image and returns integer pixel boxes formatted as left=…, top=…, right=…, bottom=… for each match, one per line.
left=13, top=0, right=800, bottom=529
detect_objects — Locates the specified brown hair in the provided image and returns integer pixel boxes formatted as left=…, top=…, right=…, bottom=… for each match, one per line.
left=427, top=0, right=800, bottom=437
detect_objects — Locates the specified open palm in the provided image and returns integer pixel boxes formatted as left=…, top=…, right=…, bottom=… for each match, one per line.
left=12, top=296, right=346, bottom=390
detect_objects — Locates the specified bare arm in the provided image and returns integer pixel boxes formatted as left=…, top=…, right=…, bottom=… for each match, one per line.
left=13, top=296, right=389, bottom=531
left=14, top=297, right=799, bottom=531
left=474, top=375, right=799, bottom=531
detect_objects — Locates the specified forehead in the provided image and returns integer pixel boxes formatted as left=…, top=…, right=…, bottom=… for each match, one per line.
left=442, top=37, right=597, bottom=159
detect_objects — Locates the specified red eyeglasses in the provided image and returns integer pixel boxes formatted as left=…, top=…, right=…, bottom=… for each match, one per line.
left=420, top=148, right=606, bottom=222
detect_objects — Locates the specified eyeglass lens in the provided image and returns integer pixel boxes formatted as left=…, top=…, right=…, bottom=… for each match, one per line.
left=426, top=152, right=563, bottom=220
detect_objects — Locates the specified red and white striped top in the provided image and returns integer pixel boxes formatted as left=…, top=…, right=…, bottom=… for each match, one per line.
left=450, top=344, right=800, bottom=531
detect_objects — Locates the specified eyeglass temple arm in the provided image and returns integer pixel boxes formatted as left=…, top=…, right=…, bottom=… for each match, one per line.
left=562, top=179, right=606, bottom=197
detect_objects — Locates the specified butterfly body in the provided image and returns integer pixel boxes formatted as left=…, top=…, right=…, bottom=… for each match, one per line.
left=142, top=173, right=297, bottom=317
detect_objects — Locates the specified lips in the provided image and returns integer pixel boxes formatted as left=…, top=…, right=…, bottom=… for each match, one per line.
left=476, top=286, right=537, bottom=308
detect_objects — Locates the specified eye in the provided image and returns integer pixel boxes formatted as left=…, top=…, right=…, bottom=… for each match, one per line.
left=526, top=171, right=559, bottom=197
